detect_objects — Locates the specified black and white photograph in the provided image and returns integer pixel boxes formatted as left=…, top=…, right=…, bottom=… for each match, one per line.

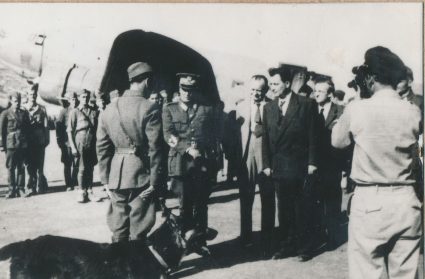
left=0, top=3, right=423, bottom=279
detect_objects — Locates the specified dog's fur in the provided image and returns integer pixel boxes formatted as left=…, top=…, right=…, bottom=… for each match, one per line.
left=0, top=213, right=189, bottom=279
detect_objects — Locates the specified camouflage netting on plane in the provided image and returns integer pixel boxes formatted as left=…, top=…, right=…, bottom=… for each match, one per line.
left=99, top=29, right=220, bottom=105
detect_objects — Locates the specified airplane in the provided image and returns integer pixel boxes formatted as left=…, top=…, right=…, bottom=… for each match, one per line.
left=0, top=28, right=268, bottom=117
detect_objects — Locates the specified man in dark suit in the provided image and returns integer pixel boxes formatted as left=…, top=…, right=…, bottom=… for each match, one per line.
left=162, top=72, right=219, bottom=255
left=262, top=64, right=319, bottom=261
left=96, top=62, right=164, bottom=243
left=313, top=77, right=345, bottom=250
left=233, top=75, right=274, bottom=255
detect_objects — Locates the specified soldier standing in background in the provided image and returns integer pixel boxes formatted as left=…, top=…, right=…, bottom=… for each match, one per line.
left=67, top=89, right=98, bottom=203
left=97, top=62, right=164, bottom=243
left=162, top=72, right=218, bottom=255
left=56, top=92, right=79, bottom=191
left=25, top=85, right=50, bottom=196
left=0, top=92, right=30, bottom=198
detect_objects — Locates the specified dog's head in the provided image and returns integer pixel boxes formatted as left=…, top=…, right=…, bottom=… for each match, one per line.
left=148, top=213, right=188, bottom=270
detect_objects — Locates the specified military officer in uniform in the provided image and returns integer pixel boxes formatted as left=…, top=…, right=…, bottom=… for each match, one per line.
left=97, top=62, right=164, bottom=243
left=67, top=89, right=98, bottom=203
left=25, top=85, right=50, bottom=196
left=56, top=92, right=79, bottom=191
left=0, top=92, right=30, bottom=198
left=163, top=72, right=219, bottom=255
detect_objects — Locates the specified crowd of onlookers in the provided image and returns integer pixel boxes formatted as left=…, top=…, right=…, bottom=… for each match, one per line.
left=0, top=45, right=422, bottom=279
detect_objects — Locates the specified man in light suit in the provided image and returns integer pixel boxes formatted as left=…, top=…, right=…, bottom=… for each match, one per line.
left=234, top=75, right=274, bottom=255
left=313, top=77, right=345, bottom=250
left=262, top=64, right=319, bottom=261
left=96, top=62, right=164, bottom=243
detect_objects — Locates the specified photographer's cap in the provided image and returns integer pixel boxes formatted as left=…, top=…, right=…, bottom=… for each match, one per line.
left=127, top=62, right=153, bottom=81
left=364, top=46, right=406, bottom=84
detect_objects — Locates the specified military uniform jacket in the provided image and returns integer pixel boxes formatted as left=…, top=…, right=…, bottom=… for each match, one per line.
left=25, top=103, right=50, bottom=147
left=162, top=101, right=217, bottom=177
left=67, top=105, right=98, bottom=149
left=96, top=90, right=164, bottom=190
left=0, top=107, right=30, bottom=150
left=262, top=93, right=319, bottom=180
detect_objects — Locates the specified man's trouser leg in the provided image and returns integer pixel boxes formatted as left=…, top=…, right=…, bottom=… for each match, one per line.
left=321, top=170, right=342, bottom=247
left=171, top=177, right=194, bottom=232
left=128, top=188, right=156, bottom=241
left=6, top=149, right=17, bottom=195
left=36, top=147, right=48, bottom=192
left=107, top=189, right=130, bottom=242
left=275, top=178, right=298, bottom=247
left=25, top=150, right=37, bottom=192
left=61, top=146, right=73, bottom=188
left=193, top=174, right=211, bottom=244
left=259, top=174, right=275, bottom=244
left=348, top=186, right=422, bottom=279
left=238, top=166, right=255, bottom=241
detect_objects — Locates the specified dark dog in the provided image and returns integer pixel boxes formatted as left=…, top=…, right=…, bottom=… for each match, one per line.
left=0, top=213, right=202, bottom=279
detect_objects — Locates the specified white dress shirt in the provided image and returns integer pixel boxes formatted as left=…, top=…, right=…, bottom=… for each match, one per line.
left=318, top=101, right=332, bottom=120
left=278, top=92, right=292, bottom=116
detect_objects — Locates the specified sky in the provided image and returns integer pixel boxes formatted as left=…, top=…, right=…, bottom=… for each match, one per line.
left=0, top=3, right=422, bottom=96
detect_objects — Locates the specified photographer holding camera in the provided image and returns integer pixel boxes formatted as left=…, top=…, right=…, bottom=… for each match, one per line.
left=332, top=46, right=422, bottom=279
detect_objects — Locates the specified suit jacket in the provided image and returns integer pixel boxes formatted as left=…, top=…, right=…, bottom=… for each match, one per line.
left=0, top=107, right=30, bottom=150
left=162, top=101, right=217, bottom=177
left=317, top=103, right=345, bottom=173
left=262, top=93, right=318, bottom=180
left=234, top=98, right=267, bottom=172
left=96, top=90, right=164, bottom=190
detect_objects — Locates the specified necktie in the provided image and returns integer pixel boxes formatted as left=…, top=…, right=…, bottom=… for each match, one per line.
left=279, top=99, right=286, bottom=116
left=253, top=103, right=263, bottom=137
left=254, top=103, right=261, bottom=124
left=319, top=107, right=325, bottom=122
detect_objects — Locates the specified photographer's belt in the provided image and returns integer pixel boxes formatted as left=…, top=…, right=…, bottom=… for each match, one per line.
left=355, top=183, right=414, bottom=187
left=115, top=147, right=137, bottom=154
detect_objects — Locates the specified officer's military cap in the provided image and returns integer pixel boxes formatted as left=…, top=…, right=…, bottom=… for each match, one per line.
left=127, top=62, right=153, bottom=81
left=176, top=72, right=201, bottom=79
left=363, top=46, right=406, bottom=86
left=178, top=72, right=200, bottom=91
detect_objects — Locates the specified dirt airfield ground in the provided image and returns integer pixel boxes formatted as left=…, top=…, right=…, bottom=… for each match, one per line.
left=0, top=131, right=422, bottom=279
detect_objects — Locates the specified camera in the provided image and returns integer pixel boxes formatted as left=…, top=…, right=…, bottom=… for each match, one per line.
left=347, top=65, right=372, bottom=99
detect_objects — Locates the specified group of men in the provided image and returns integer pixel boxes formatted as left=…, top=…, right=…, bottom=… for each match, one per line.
left=232, top=46, right=422, bottom=278
left=0, top=45, right=422, bottom=278
left=228, top=66, right=349, bottom=261
left=0, top=84, right=49, bottom=198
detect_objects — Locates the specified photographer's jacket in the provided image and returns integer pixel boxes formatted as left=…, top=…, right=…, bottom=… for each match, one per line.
left=162, top=101, right=217, bottom=177
left=332, top=89, right=422, bottom=185
left=96, top=90, right=163, bottom=190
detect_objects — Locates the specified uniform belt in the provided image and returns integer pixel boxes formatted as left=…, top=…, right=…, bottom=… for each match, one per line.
left=355, top=183, right=414, bottom=187
left=115, top=147, right=136, bottom=154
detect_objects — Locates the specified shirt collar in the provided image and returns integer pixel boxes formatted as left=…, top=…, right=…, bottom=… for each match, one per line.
left=318, top=101, right=331, bottom=111
left=122, top=89, right=143, bottom=97
left=278, top=92, right=292, bottom=105
left=179, top=101, right=197, bottom=112
left=372, top=88, right=400, bottom=99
